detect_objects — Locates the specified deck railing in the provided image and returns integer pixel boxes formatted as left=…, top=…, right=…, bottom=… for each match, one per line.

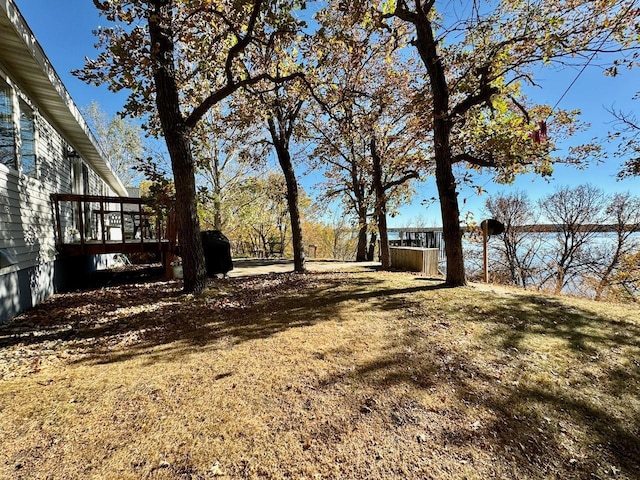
left=50, top=193, right=175, bottom=256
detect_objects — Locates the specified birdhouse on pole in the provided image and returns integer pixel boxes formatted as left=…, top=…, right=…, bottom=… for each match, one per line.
left=480, top=219, right=505, bottom=283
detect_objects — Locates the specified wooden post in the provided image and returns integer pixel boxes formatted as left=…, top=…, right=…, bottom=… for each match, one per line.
left=165, top=209, right=178, bottom=279
left=77, top=197, right=85, bottom=253
left=51, top=194, right=63, bottom=249
left=119, top=201, right=126, bottom=246
left=138, top=200, right=144, bottom=245
left=100, top=199, right=106, bottom=246
left=483, top=221, right=489, bottom=283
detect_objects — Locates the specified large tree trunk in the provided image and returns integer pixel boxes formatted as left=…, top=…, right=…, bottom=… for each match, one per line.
left=278, top=151, right=306, bottom=272
left=413, top=14, right=466, bottom=286
left=148, top=0, right=206, bottom=293
left=356, top=211, right=368, bottom=261
left=434, top=134, right=466, bottom=286
left=371, top=139, right=390, bottom=269
left=554, top=267, right=565, bottom=295
left=353, top=164, right=368, bottom=262
left=213, top=195, right=223, bottom=231
left=367, top=232, right=377, bottom=261
left=268, top=118, right=305, bottom=273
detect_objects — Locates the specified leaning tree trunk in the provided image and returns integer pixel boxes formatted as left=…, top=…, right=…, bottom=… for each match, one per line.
left=594, top=235, right=624, bottom=301
left=148, top=0, right=206, bottom=293
left=371, top=139, right=390, bottom=269
left=268, top=119, right=305, bottom=273
left=413, top=14, right=466, bottom=286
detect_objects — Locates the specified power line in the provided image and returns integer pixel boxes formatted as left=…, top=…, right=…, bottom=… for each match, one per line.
left=551, top=2, right=635, bottom=113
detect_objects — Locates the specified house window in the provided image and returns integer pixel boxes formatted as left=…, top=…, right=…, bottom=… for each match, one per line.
left=0, top=78, right=15, bottom=169
left=19, top=100, right=36, bottom=176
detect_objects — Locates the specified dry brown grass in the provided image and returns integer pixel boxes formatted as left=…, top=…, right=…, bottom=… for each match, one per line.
left=1, top=269, right=638, bottom=479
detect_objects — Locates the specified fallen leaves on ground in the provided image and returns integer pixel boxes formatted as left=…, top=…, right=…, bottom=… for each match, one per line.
left=0, top=269, right=638, bottom=479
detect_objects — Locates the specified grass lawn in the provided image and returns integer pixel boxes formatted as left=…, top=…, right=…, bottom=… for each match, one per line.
left=0, top=270, right=638, bottom=479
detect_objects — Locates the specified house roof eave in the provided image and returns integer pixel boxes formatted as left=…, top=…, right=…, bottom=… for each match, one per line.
left=0, top=0, right=128, bottom=197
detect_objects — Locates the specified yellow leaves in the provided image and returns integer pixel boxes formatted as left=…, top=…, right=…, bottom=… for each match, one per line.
left=492, top=97, right=509, bottom=116
left=547, top=16, right=564, bottom=29
left=119, top=8, right=135, bottom=23
left=380, top=0, right=397, bottom=15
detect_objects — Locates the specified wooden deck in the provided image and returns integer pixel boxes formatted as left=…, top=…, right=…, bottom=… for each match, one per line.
left=51, top=193, right=175, bottom=257
left=56, top=239, right=172, bottom=256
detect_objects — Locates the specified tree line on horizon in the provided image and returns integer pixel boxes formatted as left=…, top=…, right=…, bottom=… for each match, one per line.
left=468, top=185, right=640, bottom=302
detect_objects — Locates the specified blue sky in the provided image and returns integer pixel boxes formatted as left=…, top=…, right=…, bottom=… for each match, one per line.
left=16, top=1, right=127, bottom=118
left=15, top=0, right=639, bottom=227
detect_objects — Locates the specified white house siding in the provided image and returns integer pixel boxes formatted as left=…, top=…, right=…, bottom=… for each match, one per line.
left=0, top=97, right=115, bottom=323
left=1, top=0, right=127, bottom=323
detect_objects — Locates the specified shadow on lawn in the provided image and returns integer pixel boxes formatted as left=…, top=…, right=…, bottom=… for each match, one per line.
left=3, top=271, right=638, bottom=477
left=314, top=291, right=640, bottom=479
left=79, top=274, right=443, bottom=366
left=0, top=271, right=445, bottom=363
left=0, top=272, right=184, bottom=349
left=477, top=294, right=640, bottom=354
